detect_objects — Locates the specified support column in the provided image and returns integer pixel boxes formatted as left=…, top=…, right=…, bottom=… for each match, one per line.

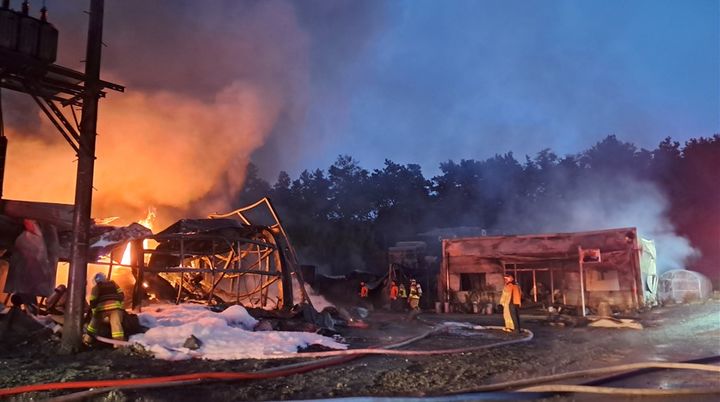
left=0, top=88, right=7, bottom=200
left=131, top=239, right=145, bottom=311
left=61, top=0, right=105, bottom=354
left=578, top=247, right=587, bottom=317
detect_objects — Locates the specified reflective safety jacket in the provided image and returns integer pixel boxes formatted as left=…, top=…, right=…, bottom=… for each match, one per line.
left=398, top=285, right=407, bottom=298
left=390, top=284, right=399, bottom=300
left=89, top=280, right=124, bottom=313
left=409, top=283, right=422, bottom=300
left=500, top=283, right=521, bottom=306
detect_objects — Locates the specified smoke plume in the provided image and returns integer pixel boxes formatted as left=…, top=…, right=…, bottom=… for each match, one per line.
left=3, top=0, right=317, bottom=227
left=495, top=174, right=699, bottom=273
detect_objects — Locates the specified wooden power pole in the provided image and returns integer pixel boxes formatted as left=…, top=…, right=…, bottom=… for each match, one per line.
left=61, top=0, right=105, bottom=353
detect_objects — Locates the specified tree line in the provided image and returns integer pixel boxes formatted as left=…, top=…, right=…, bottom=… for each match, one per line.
left=235, top=135, right=720, bottom=281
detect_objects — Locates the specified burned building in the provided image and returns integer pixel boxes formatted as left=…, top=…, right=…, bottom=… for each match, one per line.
left=1, top=198, right=315, bottom=317
left=137, top=199, right=307, bottom=312
left=438, top=227, right=658, bottom=315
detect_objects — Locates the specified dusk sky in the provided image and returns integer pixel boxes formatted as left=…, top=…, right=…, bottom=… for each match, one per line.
left=45, top=0, right=720, bottom=176
left=291, top=0, right=719, bottom=178
left=5, top=0, right=719, bottom=209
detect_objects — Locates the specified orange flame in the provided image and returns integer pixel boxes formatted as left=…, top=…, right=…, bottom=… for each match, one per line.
left=119, top=207, right=156, bottom=266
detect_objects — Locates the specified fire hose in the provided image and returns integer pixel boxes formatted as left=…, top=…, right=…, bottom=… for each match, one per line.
left=85, top=325, right=533, bottom=358
left=44, top=358, right=720, bottom=401
left=6, top=324, right=718, bottom=400
left=0, top=324, right=532, bottom=398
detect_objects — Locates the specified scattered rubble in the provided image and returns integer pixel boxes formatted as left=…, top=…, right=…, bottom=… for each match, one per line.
left=588, top=317, right=644, bottom=330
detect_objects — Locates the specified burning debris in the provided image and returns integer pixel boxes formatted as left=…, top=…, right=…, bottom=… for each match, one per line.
left=0, top=199, right=152, bottom=297
left=1, top=197, right=343, bottom=354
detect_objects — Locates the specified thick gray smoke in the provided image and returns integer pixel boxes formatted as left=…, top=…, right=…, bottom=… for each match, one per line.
left=4, top=0, right=384, bottom=227
left=495, top=175, right=698, bottom=273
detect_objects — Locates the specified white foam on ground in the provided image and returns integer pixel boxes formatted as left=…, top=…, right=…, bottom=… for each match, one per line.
left=129, top=304, right=346, bottom=360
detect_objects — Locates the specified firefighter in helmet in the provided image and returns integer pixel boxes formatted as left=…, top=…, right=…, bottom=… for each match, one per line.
left=389, top=280, right=399, bottom=310
left=500, top=273, right=522, bottom=333
left=84, top=272, right=125, bottom=345
left=408, top=279, right=422, bottom=311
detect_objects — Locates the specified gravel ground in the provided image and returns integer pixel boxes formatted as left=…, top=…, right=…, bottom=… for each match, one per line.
left=1, top=301, right=719, bottom=401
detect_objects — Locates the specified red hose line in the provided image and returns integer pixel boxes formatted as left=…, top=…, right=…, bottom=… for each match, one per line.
left=1, top=326, right=532, bottom=397
left=0, top=356, right=355, bottom=397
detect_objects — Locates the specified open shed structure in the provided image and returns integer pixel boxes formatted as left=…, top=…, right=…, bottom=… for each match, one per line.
left=130, top=198, right=312, bottom=314
left=439, top=227, right=657, bottom=315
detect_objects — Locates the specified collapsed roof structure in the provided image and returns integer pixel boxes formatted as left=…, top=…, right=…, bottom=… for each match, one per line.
left=135, top=198, right=313, bottom=313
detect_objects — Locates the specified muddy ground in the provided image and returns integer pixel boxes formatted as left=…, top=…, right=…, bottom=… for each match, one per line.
left=1, top=301, right=719, bottom=401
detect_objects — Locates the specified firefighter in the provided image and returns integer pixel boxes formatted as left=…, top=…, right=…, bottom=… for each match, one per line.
left=84, top=272, right=125, bottom=345
left=359, top=282, right=369, bottom=299
left=500, top=273, right=522, bottom=333
left=408, top=279, right=422, bottom=311
left=398, top=283, right=408, bottom=311
left=389, top=281, right=399, bottom=310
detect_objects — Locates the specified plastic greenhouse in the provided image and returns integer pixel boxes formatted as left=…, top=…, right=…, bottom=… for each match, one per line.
left=658, top=269, right=713, bottom=304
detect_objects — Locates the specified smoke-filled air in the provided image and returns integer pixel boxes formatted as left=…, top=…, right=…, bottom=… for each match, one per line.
left=496, top=175, right=699, bottom=273
left=1, top=1, right=717, bottom=279
left=3, top=0, right=315, bottom=227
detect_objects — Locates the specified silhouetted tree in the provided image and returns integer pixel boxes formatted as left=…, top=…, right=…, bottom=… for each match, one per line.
left=246, top=134, right=719, bottom=281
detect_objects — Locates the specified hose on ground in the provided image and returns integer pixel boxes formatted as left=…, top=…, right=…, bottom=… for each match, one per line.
left=581, top=353, right=720, bottom=387
left=95, top=325, right=532, bottom=359
left=445, top=360, right=720, bottom=394
left=48, top=324, right=451, bottom=401
left=3, top=323, right=532, bottom=398
left=517, top=384, right=720, bottom=395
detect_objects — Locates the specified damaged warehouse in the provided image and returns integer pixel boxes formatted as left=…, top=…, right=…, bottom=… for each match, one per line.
left=0, top=197, right=329, bottom=341
left=438, top=227, right=658, bottom=315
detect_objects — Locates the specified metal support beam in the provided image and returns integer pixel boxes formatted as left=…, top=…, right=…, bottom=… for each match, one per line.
left=26, top=90, right=80, bottom=153
left=45, top=98, right=81, bottom=139
left=61, top=0, right=105, bottom=354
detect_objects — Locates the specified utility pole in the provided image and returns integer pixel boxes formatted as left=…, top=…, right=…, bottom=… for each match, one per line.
left=0, top=89, right=6, bottom=200
left=61, top=0, right=105, bottom=353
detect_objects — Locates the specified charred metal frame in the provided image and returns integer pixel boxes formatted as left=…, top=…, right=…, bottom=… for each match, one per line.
left=130, top=198, right=311, bottom=312
left=0, top=47, right=123, bottom=154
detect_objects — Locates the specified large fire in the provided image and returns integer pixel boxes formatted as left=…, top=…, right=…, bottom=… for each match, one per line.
left=3, top=83, right=281, bottom=230
left=53, top=208, right=157, bottom=304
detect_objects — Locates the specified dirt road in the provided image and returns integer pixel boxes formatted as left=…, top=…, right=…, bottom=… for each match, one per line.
left=1, top=301, right=718, bottom=401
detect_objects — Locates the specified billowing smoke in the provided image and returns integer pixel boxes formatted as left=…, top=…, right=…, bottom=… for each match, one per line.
left=3, top=1, right=317, bottom=227
left=5, top=82, right=283, bottom=226
left=495, top=175, right=699, bottom=273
